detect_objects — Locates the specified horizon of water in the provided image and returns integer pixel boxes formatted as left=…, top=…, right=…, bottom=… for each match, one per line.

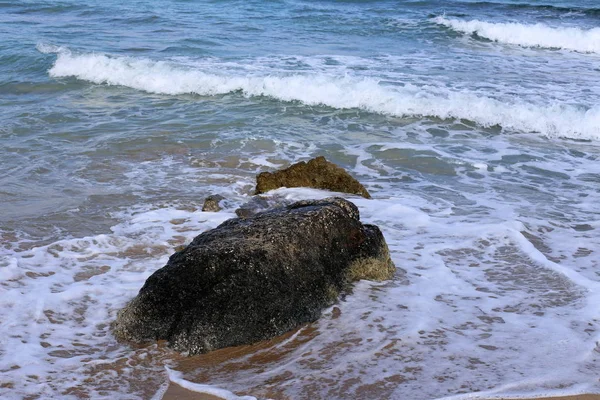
left=1, top=0, right=600, bottom=399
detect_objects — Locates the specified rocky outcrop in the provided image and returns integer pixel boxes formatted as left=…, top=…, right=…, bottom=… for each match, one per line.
left=255, top=156, right=371, bottom=198
left=113, top=197, right=394, bottom=355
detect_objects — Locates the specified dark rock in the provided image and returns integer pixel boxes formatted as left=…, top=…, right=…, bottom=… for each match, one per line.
left=255, top=156, right=371, bottom=199
left=202, top=194, right=225, bottom=212
left=235, top=195, right=293, bottom=218
left=113, top=197, right=394, bottom=355
left=235, top=196, right=272, bottom=218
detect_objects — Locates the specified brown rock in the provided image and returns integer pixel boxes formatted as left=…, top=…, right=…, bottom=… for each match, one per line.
left=202, top=195, right=225, bottom=212
left=255, top=156, right=371, bottom=199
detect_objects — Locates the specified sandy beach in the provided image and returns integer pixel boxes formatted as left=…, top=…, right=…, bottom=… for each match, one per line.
left=163, top=383, right=600, bottom=400
left=154, top=317, right=600, bottom=400
left=163, top=383, right=224, bottom=400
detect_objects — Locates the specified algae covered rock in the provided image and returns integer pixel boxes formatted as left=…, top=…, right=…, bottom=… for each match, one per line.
left=202, top=194, right=225, bottom=212
left=113, top=197, right=394, bottom=355
left=255, top=156, right=371, bottom=198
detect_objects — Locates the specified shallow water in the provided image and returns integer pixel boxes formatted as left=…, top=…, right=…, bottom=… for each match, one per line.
left=1, top=0, right=600, bottom=399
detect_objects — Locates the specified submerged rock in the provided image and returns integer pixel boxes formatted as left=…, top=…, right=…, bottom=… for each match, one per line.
left=234, top=195, right=272, bottom=218
left=202, top=194, right=225, bottom=212
left=234, top=194, right=295, bottom=219
left=255, top=156, right=371, bottom=198
left=113, top=197, right=394, bottom=355
left=173, top=244, right=187, bottom=252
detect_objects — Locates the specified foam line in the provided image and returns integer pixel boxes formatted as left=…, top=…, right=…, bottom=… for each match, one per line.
left=39, top=47, right=600, bottom=140
left=509, top=227, right=600, bottom=292
left=434, top=16, right=600, bottom=54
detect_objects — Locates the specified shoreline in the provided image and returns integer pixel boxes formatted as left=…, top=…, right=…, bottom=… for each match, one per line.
left=163, top=383, right=224, bottom=400
left=162, top=383, right=600, bottom=400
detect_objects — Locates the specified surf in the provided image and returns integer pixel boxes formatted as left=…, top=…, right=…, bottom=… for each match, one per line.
left=39, top=46, right=600, bottom=141
left=434, top=16, right=600, bottom=54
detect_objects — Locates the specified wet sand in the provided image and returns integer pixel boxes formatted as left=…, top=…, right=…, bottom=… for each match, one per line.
left=163, top=383, right=225, bottom=400
left=162, top=383, right=600, bottom=400
left=158, top=323, right=600, bottom=400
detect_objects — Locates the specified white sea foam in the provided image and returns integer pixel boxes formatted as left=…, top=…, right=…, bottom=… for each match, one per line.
left=2, top=173, right=600, bottom=399
left=41, top=48, right=600, bottom=140
left=0, top=206, right=236, bottom=399
left=434, top=16, right=600, bottom=54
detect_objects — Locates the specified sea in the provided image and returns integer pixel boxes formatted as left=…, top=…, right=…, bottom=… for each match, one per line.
left=1, top=0, right=600, bottom=399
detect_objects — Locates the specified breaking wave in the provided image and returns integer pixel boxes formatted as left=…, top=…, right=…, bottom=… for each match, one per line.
left=464, top=1, right=600, bottom=17
left=39, top=45, right=600, bottom=141
left=434, top=16, right=600, bottom=54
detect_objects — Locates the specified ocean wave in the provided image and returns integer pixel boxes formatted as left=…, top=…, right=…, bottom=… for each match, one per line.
left=433, top=16, right=600, bottom=53
left=41, top=47, right=600, bottom=140
left=465, top=1, right=600, bottom=17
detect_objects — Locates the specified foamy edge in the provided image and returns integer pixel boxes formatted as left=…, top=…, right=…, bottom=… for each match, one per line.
left=434, top=16, right=600, bottom=54
left=39, top=46, right=600, bottom=140
left=166, top=367, right=258, bottom=400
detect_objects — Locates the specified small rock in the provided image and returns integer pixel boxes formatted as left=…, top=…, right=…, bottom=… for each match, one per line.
left=202, top=194, right=225, bottom=212
left=255, top=156, right=371, bottom=198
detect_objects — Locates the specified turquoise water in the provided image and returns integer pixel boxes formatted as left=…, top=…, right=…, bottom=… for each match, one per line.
left=1, top=1, right=600, bottom=399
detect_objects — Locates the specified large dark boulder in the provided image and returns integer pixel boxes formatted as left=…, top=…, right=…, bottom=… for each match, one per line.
left=113, top=197, right=394, bottom=354
left=255, top=156, right=371, bottom=198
